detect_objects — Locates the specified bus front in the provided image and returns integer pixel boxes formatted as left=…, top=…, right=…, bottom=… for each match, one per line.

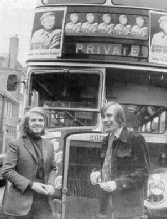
left=23, top=0, right=167, bottom=218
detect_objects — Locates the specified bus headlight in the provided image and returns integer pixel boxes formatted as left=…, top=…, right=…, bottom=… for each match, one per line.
left=149, top=180, right=165, bottom=196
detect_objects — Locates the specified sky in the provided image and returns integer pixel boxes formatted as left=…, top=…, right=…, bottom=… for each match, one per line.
left=0, top=0, right=36, bottom=66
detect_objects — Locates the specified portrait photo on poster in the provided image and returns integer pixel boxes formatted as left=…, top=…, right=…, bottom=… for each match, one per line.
left=149, top=11, right=167, bottom=64
left=65, top=12, right=148, bottom=39
left=28, top=7, right=66, bottom=59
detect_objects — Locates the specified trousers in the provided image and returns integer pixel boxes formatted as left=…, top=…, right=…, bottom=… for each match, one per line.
left=5, top=197, right=52, bottom=219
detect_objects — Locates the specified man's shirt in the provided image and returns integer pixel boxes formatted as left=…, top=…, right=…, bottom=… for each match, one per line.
left=101, top=127, right=123, bottom=182
left=98, top=22, right=114, bottom=33
left=81, top=22, right=98, bottom=33
left=152, top=31, right=167, bottom=46
left=30, top=28, right=61, bottom=49
left=65, top=22, right=81, bottom=33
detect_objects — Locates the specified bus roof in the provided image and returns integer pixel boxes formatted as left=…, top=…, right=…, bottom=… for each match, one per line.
left=37, top=0, right=167, bottom=11
left=112, top=0, right=167, bottom=10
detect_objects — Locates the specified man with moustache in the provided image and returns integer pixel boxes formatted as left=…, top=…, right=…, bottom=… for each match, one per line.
left=90, top=102, right=150, bottom=219
left=2, top=107, right=61, bottom=219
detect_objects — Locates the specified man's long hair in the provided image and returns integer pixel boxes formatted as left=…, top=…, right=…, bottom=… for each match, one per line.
left=101, top=101, right=126, bottom=127
left=19, top=107, right=47, bottom=137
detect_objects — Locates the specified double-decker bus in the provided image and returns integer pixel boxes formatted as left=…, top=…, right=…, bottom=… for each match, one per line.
left=8, top=0, right=167, bottom=218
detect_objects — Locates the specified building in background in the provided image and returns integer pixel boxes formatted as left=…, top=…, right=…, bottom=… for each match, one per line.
left=0, top=87, right=19, bottom=175
left=0, top=35, right=26, bottom=174
left=0, top=35, right=26, bottom=119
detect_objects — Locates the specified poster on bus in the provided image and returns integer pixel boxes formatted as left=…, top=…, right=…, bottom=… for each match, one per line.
left=149, top=11, right=167, bottom=64
left=65, top=12, right=148, bottom=40
left=28, top=7, right=66, bottom=59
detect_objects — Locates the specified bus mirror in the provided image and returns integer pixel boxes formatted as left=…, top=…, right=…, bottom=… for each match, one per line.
left=7, top=74, right=19, bottom=91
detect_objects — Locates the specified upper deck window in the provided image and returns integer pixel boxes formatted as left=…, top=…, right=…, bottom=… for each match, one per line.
left=111, top=0, right=167, bottom=10
left=42, top=0, right=105, bottom=4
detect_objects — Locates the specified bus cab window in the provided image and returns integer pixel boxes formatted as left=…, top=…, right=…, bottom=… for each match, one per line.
left=29, top=72, right=100, bottom=128
left=30, top=72, right=100, bottom=109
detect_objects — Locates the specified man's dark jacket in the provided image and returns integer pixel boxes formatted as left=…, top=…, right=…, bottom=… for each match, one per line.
left=100, top=127, right=150, bottom=217
left=2, top=136, right=57, bottom=216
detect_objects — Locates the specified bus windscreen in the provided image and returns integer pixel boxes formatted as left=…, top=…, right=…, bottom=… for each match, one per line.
left=30, top=72, right=100, bottom=109
left=29, top=71, right=101, bottom=128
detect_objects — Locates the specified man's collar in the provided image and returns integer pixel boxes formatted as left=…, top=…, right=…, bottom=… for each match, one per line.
left=114, top=127, right=123, bottom=139
left=109, top=126, right=129, bottom=143
left=118, top=126, right=129, bottom=142
left=23, top=132, right=42, bottom=140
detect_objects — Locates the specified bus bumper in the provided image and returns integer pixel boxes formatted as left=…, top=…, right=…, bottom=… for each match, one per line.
left=144, top=198, right=167, bottom=218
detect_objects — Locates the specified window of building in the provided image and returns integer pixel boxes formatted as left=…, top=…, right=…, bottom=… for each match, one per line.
left=5, top=101, right=14, bottom=118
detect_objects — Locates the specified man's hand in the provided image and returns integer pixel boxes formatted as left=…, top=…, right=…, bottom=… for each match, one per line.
left=44, top=185, right=55, bottom=196
left=90, top=171, right=101, bottom=185
left=100, top=181, right=117, bottom=192
left=31, top=182, right=49, bottom=195
left=55, top=176, right=62, bottom=189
